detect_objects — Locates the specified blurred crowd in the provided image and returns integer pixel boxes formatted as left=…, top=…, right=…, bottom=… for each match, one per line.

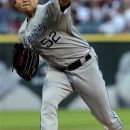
left=0, top=0, right=24, bottom=34
left=0, top=0, right=130, bottom=34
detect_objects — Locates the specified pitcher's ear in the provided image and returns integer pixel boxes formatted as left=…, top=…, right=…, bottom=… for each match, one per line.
left=14, top=1, right=18, bottom=10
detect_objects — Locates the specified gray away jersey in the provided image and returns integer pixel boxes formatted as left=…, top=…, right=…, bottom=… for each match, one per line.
left=18, top=0, right=91, bottom=68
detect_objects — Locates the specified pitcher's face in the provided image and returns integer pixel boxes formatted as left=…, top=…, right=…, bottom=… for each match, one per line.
left=15, top=0, right=38, bottom=14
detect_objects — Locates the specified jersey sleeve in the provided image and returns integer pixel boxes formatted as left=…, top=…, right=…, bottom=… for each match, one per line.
left=49, top=0, right=71, bottom=14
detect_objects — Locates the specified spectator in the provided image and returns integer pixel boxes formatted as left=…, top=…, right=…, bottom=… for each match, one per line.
left=0, top=0, right=12, bottom=33
left=0, top=0, right=24, bottom=33
left=123, top=1, right=130, bottom=31
left=90, top=1, right=103, bottom=23
left=75, top=2, right=91, bottom=24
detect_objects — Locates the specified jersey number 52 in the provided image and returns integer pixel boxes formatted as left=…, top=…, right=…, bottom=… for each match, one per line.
left=40, top=31, right=61, bottom=47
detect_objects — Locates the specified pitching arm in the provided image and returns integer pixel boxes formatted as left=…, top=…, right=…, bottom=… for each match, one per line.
left=52, top=0, right=71, bottom=13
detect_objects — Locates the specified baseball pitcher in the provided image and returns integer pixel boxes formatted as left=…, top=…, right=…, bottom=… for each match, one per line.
left=15, top=0, right=123, bottom=130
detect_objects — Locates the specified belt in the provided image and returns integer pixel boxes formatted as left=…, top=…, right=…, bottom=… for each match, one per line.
left=61, top=54, right=91, bottom=71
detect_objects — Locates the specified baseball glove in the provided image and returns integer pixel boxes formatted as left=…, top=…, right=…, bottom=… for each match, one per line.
left=12, top=43, right=39, bottom=81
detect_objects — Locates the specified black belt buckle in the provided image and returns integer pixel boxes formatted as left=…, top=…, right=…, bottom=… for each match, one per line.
left=85, top=54, right=91, bottom=62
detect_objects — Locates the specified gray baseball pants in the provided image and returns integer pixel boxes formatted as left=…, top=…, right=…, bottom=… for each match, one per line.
left=40, top=48, right=123, bottom=130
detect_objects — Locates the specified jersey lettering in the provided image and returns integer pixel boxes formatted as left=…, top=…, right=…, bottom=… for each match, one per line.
left=40, top=31, right=61, bottom=47
left=23, top=22, right=47, bottom=45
